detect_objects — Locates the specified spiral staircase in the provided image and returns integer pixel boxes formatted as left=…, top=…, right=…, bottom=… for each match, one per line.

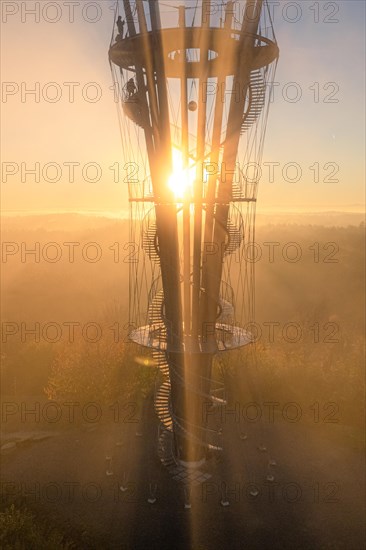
left=241, top=69, right=266, bottom=134
left=122, top=69, right=265, bottom=134
left=138, top=203, right=250, bottom=475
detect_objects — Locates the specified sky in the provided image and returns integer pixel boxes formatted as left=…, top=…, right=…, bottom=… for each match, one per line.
left=1, top=0, right=365, bottom=215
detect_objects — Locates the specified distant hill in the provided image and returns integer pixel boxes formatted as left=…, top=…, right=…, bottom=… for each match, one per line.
left=255, top=210, right=365, bottom=227
left=1, top=210, right=364, bottom=229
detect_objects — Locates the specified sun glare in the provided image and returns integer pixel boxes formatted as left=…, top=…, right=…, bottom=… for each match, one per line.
left=168, top=147, right=196, bottom=199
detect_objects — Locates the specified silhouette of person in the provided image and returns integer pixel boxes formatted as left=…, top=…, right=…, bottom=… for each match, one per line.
left=127, top=78, right=137, bottom=98
left=117, top=16, right=125, bottom=38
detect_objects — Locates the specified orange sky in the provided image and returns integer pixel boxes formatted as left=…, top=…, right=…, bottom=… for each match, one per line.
left=1, top=0, right=365, bottom=215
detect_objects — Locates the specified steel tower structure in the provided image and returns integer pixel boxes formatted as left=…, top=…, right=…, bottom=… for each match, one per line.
left=109, top=0, right=278, bottom=469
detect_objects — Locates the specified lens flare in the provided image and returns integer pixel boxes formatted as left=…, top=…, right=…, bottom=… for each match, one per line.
left=168, top=147, right=195, bottom=199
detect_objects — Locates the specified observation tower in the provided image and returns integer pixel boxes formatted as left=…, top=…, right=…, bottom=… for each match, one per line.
left=109, top=0, right=278, bottom=472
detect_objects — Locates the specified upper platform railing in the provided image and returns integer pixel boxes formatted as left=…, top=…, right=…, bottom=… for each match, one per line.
left=110, top=0, right=277, bottom=44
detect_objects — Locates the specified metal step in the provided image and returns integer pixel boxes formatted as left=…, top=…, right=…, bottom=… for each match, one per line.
left=154, top=381, right=173, bottom=431
left=241, top=69, right=266, bottom=134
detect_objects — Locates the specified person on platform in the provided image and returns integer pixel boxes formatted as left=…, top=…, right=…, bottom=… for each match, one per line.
left=127, top=78, right=137, bottom=98
left=117, top=16, right=125, bottom=38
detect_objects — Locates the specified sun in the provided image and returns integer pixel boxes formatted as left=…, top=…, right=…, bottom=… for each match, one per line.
left=168, top=147, right=196, bottom=199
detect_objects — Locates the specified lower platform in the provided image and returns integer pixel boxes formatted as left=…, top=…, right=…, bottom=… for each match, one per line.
left=130, top=322, right=252, bottom=352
